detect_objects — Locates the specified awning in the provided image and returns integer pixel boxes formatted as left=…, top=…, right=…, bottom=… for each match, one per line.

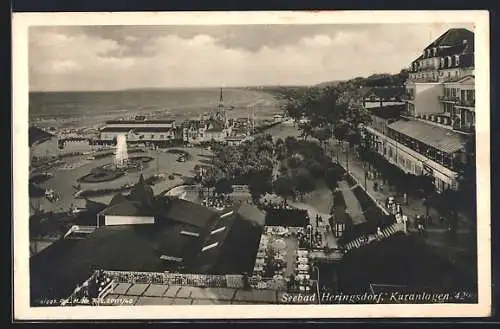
left=387, top=120, right=466, bottom=154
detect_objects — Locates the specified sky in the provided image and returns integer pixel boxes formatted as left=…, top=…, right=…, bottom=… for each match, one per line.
left=29, top=23, right=474, bottom=91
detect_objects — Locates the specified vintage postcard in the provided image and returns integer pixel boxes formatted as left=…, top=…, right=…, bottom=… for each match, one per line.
left=12, top=11, right=491, bottom=320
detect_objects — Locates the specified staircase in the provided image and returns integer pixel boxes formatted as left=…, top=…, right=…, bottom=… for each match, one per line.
left=64, top=225, right=96, bottom=239
left=344, top=222, right=405, bottom=253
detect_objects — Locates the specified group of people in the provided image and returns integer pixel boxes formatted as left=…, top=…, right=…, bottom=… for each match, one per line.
left=296, top=226, right=323, bottom=250
left=202, top=195, right=233, bottom=210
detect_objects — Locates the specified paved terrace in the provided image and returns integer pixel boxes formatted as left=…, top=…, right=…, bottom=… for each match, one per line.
left=104, top=283, right=281, bottom=305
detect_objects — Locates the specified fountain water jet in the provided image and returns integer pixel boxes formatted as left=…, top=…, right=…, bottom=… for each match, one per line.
left=114, top=134, right=129, bottom=169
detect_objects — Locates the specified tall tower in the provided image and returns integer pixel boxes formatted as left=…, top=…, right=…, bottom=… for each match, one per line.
left=216, top=88, right=227, bottom=124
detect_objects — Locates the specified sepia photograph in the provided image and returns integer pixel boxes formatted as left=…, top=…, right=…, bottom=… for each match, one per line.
left=12, top=11, right=491, bottom=320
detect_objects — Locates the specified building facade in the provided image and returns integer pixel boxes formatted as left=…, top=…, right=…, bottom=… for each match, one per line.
left=98, top=117, right=178, bottom=145
left=364, top=28, right=474, bottom=193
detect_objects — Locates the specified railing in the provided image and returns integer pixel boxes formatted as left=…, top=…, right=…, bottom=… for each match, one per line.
left=455, top=98, right=475, bottom=108
left=343, top=221, right=406, bottom=253
left=100, top=270, right=286, bottom=290
left=438, top=95, right=459, bottom=102
left=452, top=123, right=475, bottom=134
left=409, top=76, right=439, bottom=83
left=401, top=93, right=415, bottom=101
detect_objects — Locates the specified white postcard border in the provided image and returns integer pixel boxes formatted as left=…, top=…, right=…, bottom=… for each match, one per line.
left=12, top=10, right=491, bottom=320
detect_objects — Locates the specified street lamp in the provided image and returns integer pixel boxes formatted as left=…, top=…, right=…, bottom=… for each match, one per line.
left=312, top=265, right=321, bottom=305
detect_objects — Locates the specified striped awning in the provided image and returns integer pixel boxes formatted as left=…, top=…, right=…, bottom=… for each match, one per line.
left=387, top=120, right=467, bottom=154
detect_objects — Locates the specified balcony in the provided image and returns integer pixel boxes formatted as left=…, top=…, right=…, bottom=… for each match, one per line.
left=438, top=95, right=459, bottom=103
left=455, top=98, right=475, bottom=108
left=452, top=123, right=475, bottom=134
left=401, top=92, right=415, bottom=101
left=415, top=113, right=452, bottom=127
left=409, top=76, right=439, bottom=83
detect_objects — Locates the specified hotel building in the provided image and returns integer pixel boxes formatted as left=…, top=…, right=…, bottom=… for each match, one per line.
left=364, top=28, right=475, bottom=192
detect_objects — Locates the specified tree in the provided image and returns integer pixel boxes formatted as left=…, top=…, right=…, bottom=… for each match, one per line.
left=313, top=127, right=332, bottom=150
left=214, top=177, right=233, bottom=196
left=273, top=176, right=295, bottom=201
left=201, top=167, right=221, bottom=196
left=299, top=121, right=313, bottom=140
left=247, top=169, right=273, bottom=201
left=292, top=168, right=315, bottom=199
left=308, top=160, right=326, bottom=179
left=334, top=123, right=349, bottom=143
left=324, top=166, right=345, bottom=191
left=287, top=153, right=304, bottom=169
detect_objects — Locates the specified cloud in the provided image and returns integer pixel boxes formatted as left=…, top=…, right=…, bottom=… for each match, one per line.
left=28, top=23, right=474, bottom=91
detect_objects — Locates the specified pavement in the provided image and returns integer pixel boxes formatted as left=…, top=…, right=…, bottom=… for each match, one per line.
left=326, top=139, right=476, bottom=267
left=336, top=181, right=366, bottom=225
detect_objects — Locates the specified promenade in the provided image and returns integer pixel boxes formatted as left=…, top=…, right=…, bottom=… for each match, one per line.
left=326, top=139, right=476, bottom=270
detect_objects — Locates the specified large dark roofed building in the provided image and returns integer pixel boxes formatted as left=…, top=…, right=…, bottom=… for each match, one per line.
left=30, top=176, right=263, bottom=304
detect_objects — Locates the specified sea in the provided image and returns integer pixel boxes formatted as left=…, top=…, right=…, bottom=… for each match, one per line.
left=29, top=88, right=282, bottom=129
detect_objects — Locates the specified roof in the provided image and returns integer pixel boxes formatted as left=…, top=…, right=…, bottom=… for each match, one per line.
left=444, top=75, right=475, bottom=84
left=163, top=198, right=218, bottom=228
left=338, top=233, right=476, bottom=292
left=100, top=176, right=217, bottom=228
left=30, top=222, right=203, bottom=302
left=101, top=127, right=175, bottom=133
left=424, top=28, right=474, bottom=50
left=30, top=203, right=262, bottom=302
left=387, top=119, right=466, bottom=154
left=29, top=126, right=54, bottom=147
left=369, top=104, right=406, bottom=119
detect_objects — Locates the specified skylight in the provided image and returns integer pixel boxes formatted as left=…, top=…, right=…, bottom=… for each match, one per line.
left=210, top=226, right=226, bottom=235
left=220, top=211, right=234, bottom=219
left=201, top=242, right=219, bottom=252
left=180, top=230, right=200, bottom=237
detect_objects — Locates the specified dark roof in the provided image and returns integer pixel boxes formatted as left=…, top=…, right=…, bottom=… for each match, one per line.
left=30, top=222, right=203, bottom=302
left=206, top=120, right=225, bottom=132
left=369, top=104, right=406, bottom=119
left=29, top=126, right=54, bottom=147
left=387, top=119, right=466, bottom=154
left=338, top=233, right=476, bottom=292
left=30, top=204, right=261, bottom=302
left=105, top=120, right=175, bottom=124
left=129, top=174, right=154, bottom=205
left=163, top=198, right=218, bottom=228
left=100, top=176, right=216, bottom=228
left=425, top=28, right=474, bottom=50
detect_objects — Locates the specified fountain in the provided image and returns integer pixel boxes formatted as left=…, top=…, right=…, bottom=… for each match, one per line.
left=77, top=134, right=154, bottom=183
left=114, top=134, right=129, bottom=169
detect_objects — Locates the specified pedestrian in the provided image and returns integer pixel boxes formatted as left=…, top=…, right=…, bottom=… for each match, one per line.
left=403, top=192, right=408, bottom=205
left=373, top=181, right=378, bottom=191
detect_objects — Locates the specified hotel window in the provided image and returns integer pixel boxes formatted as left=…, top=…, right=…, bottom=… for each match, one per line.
left=455, top=55, right=460, bottom=66
left=447, top=56, right=452, bottom=67
left=433, top=47, right=437, bottom=56
left=466, top=90, right=475, bottom=101
left=440, top=58, right=445, bottom=68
